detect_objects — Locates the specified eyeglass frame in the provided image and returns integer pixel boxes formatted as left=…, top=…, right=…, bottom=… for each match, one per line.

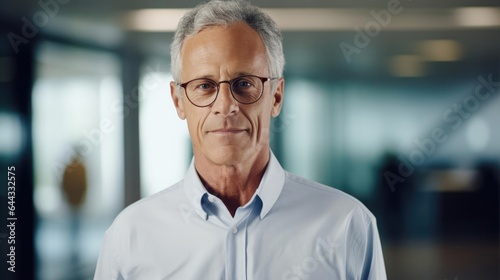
left=177, top=75, right=279, bottom=107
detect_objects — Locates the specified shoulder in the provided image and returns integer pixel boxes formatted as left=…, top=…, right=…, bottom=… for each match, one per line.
left=108, top=181, right=185, bottom=231
left=282, top=171, right=375, bottom=223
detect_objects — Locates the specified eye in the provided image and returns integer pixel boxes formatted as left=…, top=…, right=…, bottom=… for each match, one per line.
left=190, top=79, right=216, bottom=91
left=197, top=83, right=213, bottom=90
left=233, top=78, right=254, bottom=89
left=236, top=81, right=251, bottom=88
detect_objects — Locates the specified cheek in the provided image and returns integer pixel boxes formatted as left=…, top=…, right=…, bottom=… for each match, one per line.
left=184, top=107, right=207, bottom=139
left=251, top=108, right=273, bottom=134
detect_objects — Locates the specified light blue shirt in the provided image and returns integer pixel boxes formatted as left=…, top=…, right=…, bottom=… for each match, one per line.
left=94, top=152, right=387, bottom=279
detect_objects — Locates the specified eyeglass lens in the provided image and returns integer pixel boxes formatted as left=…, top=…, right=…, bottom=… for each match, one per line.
left=185, top=76, right=264, bottom=106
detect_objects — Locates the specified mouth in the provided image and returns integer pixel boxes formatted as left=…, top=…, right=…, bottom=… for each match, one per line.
left=209, top=128, right=247, bottom=134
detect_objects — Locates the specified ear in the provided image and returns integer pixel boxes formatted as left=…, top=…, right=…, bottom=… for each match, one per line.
left=271, top=78, right=284, bottom=117
left=170, top=81, right=186, bottom=120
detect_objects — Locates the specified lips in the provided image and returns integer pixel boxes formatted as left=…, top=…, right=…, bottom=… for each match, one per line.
left=209, top=128, right=247, bottom=134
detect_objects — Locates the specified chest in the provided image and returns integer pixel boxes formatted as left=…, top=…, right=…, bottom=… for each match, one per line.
left=121, top=218, right=348, bottom=280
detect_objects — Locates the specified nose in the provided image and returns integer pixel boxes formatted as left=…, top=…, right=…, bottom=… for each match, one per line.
left=212, top=82, right=239, bottom=116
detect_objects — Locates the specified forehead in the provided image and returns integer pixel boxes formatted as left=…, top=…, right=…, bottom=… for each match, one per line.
left=180, top=22, right=268, bottom=79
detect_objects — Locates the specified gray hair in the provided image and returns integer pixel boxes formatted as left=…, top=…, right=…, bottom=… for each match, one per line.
left=170, top=0, right=285, bottom=89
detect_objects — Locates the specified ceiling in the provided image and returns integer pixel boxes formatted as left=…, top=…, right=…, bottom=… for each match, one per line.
left=5, top=0, right=500, bottom=11
left=2, top=0, right=499, bottom=79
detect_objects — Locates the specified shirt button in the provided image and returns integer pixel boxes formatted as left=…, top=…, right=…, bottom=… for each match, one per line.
left=231, top=227, right=238, bottom=234
left=208, top=196, right=215, bottom=202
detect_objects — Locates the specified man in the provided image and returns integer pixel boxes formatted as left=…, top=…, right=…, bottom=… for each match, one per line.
left=94, top=1, right=386, bottom=279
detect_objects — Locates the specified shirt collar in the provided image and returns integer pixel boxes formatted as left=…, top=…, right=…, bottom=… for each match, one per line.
left=255, top=151, right=285, bottom=219
left=183, top=160, right=209, bottom=220
left=182, top=150, right=285, bottom=220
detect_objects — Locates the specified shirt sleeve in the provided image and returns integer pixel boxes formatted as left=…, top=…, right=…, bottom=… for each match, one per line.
left=94, top=225, right=125, bottom=280
left=346, top=211, right=387, bottom=280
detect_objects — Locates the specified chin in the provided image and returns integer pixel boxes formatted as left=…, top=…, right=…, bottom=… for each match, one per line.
left=206, top=146, right=249, bottom=166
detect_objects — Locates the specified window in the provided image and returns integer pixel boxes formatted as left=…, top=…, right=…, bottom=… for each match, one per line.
left=33, top=42, right=123, bottom=279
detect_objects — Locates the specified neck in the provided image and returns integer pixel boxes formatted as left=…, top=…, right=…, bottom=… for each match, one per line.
left=194, top=149, right=270, bottom=217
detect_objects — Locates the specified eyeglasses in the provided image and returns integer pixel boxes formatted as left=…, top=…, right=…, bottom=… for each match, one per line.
left=178, top=75, right=277, bottom=107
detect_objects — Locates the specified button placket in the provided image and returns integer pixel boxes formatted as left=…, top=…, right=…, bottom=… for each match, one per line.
left=224, top=204, right=256, bottom=280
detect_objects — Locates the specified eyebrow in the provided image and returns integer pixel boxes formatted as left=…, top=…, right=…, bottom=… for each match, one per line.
left=233, top=71, right=254, bottom=77
left=194, top=72, right=257, bottom=80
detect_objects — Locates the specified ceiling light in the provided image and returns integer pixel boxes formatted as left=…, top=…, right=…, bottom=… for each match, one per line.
left=123, top=8, right=367, bottom=32
left=454, top=7, right=500, bottom=28
left=123, top=9, right=190, bottom=31
left=123, top=7, right=500, bottom=32
left=388, top=55, right=425, bottom=77
left=417, top=40, right=463, bottom=62
left=264, top=8, right=365, bottom=31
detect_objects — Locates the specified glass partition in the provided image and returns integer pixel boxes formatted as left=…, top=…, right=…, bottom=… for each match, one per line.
left=33, top=41, right=123, bottom=280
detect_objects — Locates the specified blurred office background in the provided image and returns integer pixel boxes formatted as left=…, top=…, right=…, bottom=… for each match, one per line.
left=0, top=0, right=499, bottom=279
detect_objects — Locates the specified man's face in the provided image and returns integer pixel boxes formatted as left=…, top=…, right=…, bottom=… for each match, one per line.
left=171, top=22, right=284, bottom=166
